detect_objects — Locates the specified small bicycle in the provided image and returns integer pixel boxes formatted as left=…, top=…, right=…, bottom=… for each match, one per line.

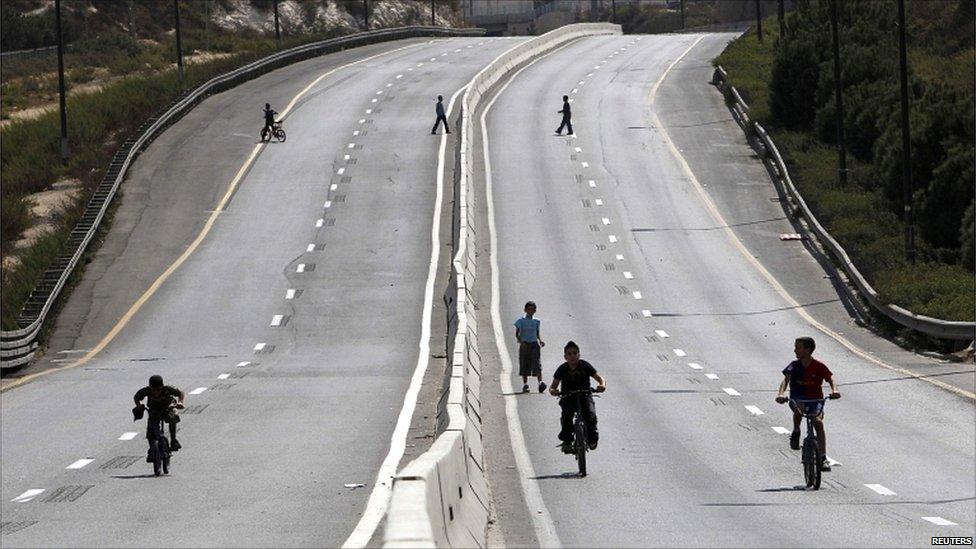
left=261, top=121, right=286, bottom=143
left=790, top=396, right=838, bottom=490
left=147, top=414, right=171, bottom=477
left=558, top=389, right=597, bottom=477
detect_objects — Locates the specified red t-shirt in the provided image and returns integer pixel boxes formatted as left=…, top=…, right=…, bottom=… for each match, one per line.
left=782, top=359, right=832, bottom=399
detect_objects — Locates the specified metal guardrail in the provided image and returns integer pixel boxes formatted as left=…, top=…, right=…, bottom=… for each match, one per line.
left=713, top=65, right=975, bottom=341
left=0, top=26, right=485, bottom=372
left=0, top=44, right=74, bottom=62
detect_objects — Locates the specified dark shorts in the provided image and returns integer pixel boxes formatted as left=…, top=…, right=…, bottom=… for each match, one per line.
left=518, top=342, right=541, bottom=377
left=789, top=400, right=824, bottom=417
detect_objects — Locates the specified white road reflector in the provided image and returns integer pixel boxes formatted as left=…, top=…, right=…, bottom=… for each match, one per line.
left=688, top=363, right=703, bottom=370
left=66, top=458, right=94, bottom=469
left=189, top=387, right=208, bottom=395
left=11, top=489, right=45, bottom=503
left=864, top=484, right=896, bottom=496
left=772, top=426, right=791, bottom=434
left=119, top=432, right=139, bottom=440
left=744, top=405, right=764, bottom=415
left=673, top=349, right=687, bottom=357
left=722, top=388, right=741, bottom=396
left=922, top=517, right=957, bottom=526
left=271, top=315, right=284, bottom=327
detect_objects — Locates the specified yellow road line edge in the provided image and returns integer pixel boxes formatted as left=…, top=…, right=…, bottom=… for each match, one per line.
left=649, top=36, right=974, bottom=401
left=2, top=41, right=425, bottom=393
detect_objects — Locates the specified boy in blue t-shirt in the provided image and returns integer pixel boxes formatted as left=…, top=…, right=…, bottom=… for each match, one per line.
left=514, top=301, right=546, bottom=393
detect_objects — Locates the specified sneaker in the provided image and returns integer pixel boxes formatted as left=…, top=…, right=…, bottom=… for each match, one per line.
left=820, top=458, right=831, bottom=472
left=789, top=430, right=800, bottom=450
left=567, top=131, right=574, bottom=135
left=522, top=384, right=530, bottom=393
left=431, top=131, right=436, bottom=135
left=538, top=382, right=547, bottom=393
left=588, top=440, right=598, bottom=451
left=170, top=439, right=182, bottom=452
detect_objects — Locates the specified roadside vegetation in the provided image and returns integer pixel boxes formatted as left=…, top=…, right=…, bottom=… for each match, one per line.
left=714, top=0, right=974, bottom=325
left=0, top=0, right=461, bottom=331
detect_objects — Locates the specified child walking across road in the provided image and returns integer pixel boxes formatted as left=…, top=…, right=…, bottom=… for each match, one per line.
left=515, top=301, right=546, bottom=393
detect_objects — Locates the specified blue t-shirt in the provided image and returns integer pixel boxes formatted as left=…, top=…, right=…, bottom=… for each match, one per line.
left=514, top=316, right=540, bottom=343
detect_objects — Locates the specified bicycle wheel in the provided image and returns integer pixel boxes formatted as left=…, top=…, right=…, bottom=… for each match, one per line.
left=575, top=421, right=587, bottom=477
left=151, top=440, right=162, bottom=477
left=276, top=129, right=286, bottom=142
left=812, top=450, right=822, bottom=490
left=802, top=439, right=816, bottom=487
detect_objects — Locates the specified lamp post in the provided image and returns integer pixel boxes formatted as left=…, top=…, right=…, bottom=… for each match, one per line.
left=680, top=0, right=685, bottom=29
left=364, top=0, right=369, bottom=30
left=897, top=0, right=916, bottom=263
left=431, top=0, right=435, bottom=26
left=55, top=0, right=68, bottom=162
left=755, top=0, right=763, bottom=41
left=174, top=0, right=184, bottom=85
left=778, top=0, right=785, bottom=39
left=829, top=0, right=848, bottom=186
left=273, top=0, right=281, bottom=46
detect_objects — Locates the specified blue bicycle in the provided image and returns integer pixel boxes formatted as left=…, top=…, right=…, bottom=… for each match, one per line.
left=789, top=396, right=839, bottom=490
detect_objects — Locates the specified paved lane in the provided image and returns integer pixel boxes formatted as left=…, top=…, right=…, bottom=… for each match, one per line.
left=483, top=33, right=974, bottom=547
left=1, top=37, right=525, bottom=547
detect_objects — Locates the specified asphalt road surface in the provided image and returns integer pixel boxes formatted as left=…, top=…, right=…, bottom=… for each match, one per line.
left=1, top=36, right=526, bottom=548
left=481, top=33, right=974, bottom=548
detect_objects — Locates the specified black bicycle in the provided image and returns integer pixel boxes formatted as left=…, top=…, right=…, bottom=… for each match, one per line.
left=791, top=397, right=837, bottom=490
left=261, top=121, right=286, bottom=143
left=558, top=389, right=597, bottom=477
left=147, top=415, right=171, bottom=477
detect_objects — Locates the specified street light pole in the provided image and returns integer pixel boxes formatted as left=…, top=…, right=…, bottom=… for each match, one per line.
left=897, top=0, right=917, bottom=263
left=680, top=0, right=685, bottom=29
left=363, top=0, right=369, bottom=30
left=778, top=0, right=785, bottom=39
left=55, top=0, right=68, bottom=162
left=174, top=0, right=184, bottom=85
left=273, top=0, right=281, bottom=46
left=431, top=0, right=435, bottom=26
left=829, top=0, right=848, bottom=186
left=755, top=0, right=763, bottom=41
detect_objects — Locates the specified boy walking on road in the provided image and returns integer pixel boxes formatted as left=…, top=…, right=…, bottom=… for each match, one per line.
left=515, top=301, right=546, bottom=393
left=555, top=95, right=573, bottom=135
left=431, top=95, right=450, bottom=135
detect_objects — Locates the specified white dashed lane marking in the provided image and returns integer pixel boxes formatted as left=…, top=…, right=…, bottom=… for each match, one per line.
left=253, top=343, right=266, bottom=351
left=324, top=201, right=332, bottom=208
left=348, top=143, right=356, bottom=148
left=307, top=244, right=315, bottom=252
left=922, top=517, right=957, bottom=526
left=371, top=98, right=377, bottom=103
left=575, top=147, right=582, bottom=152
left=286, top=289, right=296, bottom=299
left=11, top=489, right=45, bottom=503
left=688, top=363, right=703, bottom=370
left=744, top=405, right=764, bottom=415
left=632, top=291, right=642, bottom=300
left=316, top=219, right=324, bottom=228
left=654, top=329, right=668, bottom=338
left=865, top=484, right=896, bottom=496
left=271, top=314, right=284, bottom=327
left=189, top=387, right=208, bottom=395
left=237, top=361, right=251, bottom=367
left=722, top=388, right=741, bottom=396
left=608, top=235, right=617, bottom=243
left=119, top=432, right=139, bottom=440
left=595, top=199, right=604, bottom=206
left=615, top=253, right=624, bottom=260
left=396, top=74, right=403, bottom=79
left=673, top=349, right=687, bottom=357
left=705, top=373, right=719, bottom=380
left=771, top=426, right=791, bottom=434
left=344, top=154, right=351, bottom=160
left=297, top=264, right=307, bottom=273
left=66, top=458, right=94, bottom=469
left=642, top=310, right=652, bottom=317
left=588, top=180, right=597, bottom=188
left=217, top=373, right=230, bottom=380
left=337, top=167, right=346, bottom=174
left=624, top=272, right=634, bottom=279
left=365, top=109, right=372, bottom=114
left=601, top=218, right=611, bottom=225
left=581, top=162, right=589, bottom=168
left=330, top=184, right=338, bottom=191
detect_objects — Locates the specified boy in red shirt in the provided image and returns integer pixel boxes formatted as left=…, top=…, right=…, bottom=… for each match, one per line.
left=775, top=337, right=841, bottom=470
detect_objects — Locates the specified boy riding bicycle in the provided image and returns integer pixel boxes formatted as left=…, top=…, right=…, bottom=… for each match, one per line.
left=775, top=337, right=840, bottom=471
left=548, top=341, right=606, bottom=453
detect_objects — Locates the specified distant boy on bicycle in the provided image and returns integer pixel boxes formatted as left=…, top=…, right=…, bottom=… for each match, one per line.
left=261, top=103, right=278, bottom=140
left=775, top=337, right=840, bottom=470
left=549, top=341, right=606, bottom=453
left=133, top=375, right=185, bottom=451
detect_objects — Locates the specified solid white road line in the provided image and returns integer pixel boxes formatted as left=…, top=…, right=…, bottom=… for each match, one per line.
left=189, top=387, right=208, bottom=395
left=772, top=426, right=791, bottom=434
left=341, top=85, right=466, bottom=549
left=673, top=348, right=686, bottom=357
left=655, top=329, right=668, bottom=338
left=217, top=373, right=230, bottom=380
left=253, top=343, right=266, bottom=351
left=865, top=484, right=896, bottom=496
left=688, top=363, right=703, bottom=370
left=271, top=315, right=284, bottom=327
left=286, top=289, right=296, bottom=299
left=922, top=517, right=957, bottom=526
left=11, top=489, right=45, bottom=503
left=648, top=36, right=974, bottom=400
left=722, top=388, right=741, bottom=396
left=66, top=458, right=94, bottom=469
left=483, top=44, right=570, bottom=549
left=744, top=405, right=764, bottom=415
left=119, top=432, right=139, bottom=440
